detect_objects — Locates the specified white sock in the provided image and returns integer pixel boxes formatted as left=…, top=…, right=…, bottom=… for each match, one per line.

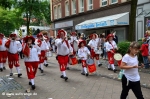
left=44, top=60, right=47, bottom=64
left=111, top=64, right=115, bottom=70
left=0, top=63, right=2, bottom=68
left=97, top=60, right=100, bottom=65
left=30, top=79, right=35, bottom=85
left=1, top=63, right=3, bottom=68
left=40, top=63, right=44, bottom=70
left=83, top=67, right=87, bottom=73
left=81, top=68, right=84, bottom=73
left=67, top=63, right=69, bottom=68
left=10, top=69, right=13, bottom=73
left=108, top=64, right=111, bottom=68
left=62, top=71, right=66, bottom=77
left=16, top=67, right=20, bottom=74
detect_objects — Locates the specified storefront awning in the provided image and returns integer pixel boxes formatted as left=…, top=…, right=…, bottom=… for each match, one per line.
left=75, top=12, right=129, bottom=30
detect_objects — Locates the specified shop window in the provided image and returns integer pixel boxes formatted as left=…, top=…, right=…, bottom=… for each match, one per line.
left=65, top=1, right=69, bottom=16
left=102, top=0, right=107, bottom=6
left=57, top=5, right=61, bottom=18
left=79, top=0, right=84, bottom=13
left=111, top=0, right=118, bottom=4
left=71, top=0, right=76, bottom=14
left=87, top=0, right=93, bottom=10
left=54, top=6, right=57, bottom=19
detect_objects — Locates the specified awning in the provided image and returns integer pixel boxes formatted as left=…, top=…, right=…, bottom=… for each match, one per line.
left=75, top=12, right=129, bottom=30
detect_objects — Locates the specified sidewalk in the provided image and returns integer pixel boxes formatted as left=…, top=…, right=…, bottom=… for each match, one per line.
left=0, top=55, right=150, bottom=99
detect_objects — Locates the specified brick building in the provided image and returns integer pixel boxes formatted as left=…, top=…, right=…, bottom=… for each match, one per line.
left=51, top=0, right=131, bottom=41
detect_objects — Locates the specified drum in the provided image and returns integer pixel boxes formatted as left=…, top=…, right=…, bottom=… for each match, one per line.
left=86, top=58, right=96, bottom=73
left=69, top=55, right=78, bottom=65
left=73, top=40, right=78, bottom=52
left=114, top=53, right=122, bottom=61
left=86, top=58, right=94, bottom=65
left=46, top=51, right=52, bottom=57
left=95, top=49, right=103, bottom=54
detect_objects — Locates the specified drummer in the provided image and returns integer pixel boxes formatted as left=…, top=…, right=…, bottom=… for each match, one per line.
left=78, top=40, right=90, bottom=76
left=70, top=32, right=78, bottom=55
left=88, top=33, right=102, bottom=67
left=105, top=33, right=118, bottom=73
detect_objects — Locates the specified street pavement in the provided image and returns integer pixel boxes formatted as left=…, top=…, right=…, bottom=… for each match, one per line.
left=0, top=54, right=150, bottom=99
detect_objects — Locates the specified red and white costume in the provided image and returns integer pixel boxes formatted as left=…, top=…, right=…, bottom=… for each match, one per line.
left=106, top=34, right=117, bottom=71
left=23, top=36, right=40, bottom=89
left=56, top=29, right=73, bottom=80
left=0, top=33, right=7, bottom=71
left=70, top=32, right=77, bottom=55
left=5, top=33, right=22, bottom=76
left=78, top=40, right=90, bottom=75
left=88, top=34, right=102, bottom=66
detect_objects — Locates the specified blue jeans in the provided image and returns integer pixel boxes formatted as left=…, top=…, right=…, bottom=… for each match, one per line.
left=103, top=49, right=107, bottom=58
left=143, top=56, right=149, bottom=68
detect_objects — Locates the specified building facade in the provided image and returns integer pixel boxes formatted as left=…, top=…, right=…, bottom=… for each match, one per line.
left=136, top=0, right=150, bottom=40
left=51, top=0, right=131, bottom=42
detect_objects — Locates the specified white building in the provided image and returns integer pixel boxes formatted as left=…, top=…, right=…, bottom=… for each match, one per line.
left=136, top=0, right=150, bottom=40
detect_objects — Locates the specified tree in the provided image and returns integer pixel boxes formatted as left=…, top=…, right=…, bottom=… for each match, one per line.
left=14, top=0, right=51, bottom=35
left=128, top=0, right=138, bottom=41
left=0, top=0, right=13, bottom=9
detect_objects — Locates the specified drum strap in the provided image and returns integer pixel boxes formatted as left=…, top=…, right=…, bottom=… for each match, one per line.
left=109, top=42, right=114, bottom=50
left=65, top=40, right=69, bottom=48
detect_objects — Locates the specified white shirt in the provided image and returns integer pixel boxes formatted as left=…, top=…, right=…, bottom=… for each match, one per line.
left=40, top=40, right=49, bottom=51
left=24, top=44, right=41, bottom=62
left=0, top=38, right=7, bottom=51
left=70, top=36, right=77, bottom=44
left=122, top=54, right=140, bottom=82
left=105, top=40, right=117, bottom=52
left=8, top=40, right=22, bottom=54
left=56, top=38, right=73, bottom=55
left=88, top=39, right=98, bottom=49
left=78, top=47, right=90, bottom=60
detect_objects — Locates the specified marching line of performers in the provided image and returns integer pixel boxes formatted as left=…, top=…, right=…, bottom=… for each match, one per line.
left=0, top=29, right=119, bottom=90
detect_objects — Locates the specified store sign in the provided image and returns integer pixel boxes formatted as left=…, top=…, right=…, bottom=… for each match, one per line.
left=145, top=17, right=150, bottom=32
left=117, top=22, right=128, bottom=25
left=55, top=21, right=73, bottom=29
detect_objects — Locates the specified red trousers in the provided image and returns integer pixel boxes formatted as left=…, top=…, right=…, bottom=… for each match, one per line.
left=39, top=51, right=46, bottom=63
left=81, top=60, right=87, bottom=67
left=91, top=49, right=99, bottom=60
left=0, top=51, right=7, bottom=63
left=25, top=62, right=39, bottom=79
left=8, top=53, right=19, bottom=69
left=107, top=52, right=114, bottom=64
left=57, top=55, right=69, bottom=71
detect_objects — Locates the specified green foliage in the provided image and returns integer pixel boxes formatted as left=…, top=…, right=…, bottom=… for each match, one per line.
left=0, top=0, right=13, bottom=9
left=117, top=41, right=130, bottom=56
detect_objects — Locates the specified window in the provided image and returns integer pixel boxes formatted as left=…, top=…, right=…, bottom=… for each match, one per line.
left=65, top=1, right=69, bottom=16
left=57, top=5, right=61, bottom=18
left=79, top=0, right=84, bottom=12
left=111, top=0, right=118, bottom=4
left=87, top=0, right=93, bottom=10
left=54, top=6, right=57, bottom=19
left=102, top=0, right=107, bottom=6
left=71, top=0, right=76, bottom=14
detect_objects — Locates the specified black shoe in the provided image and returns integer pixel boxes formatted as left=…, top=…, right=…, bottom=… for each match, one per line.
left=18, top=73, right=22, bottom=77
left=45, top=64, right=48, bottom=67
left=41, top=70, right=44, bottom=73
left=108, top=68, right=111, bottom=70
left=66, top=67, right=70, bottom=70
left=81, top=73, right=85, bottom=75
left=29, top=82, right=32, bottom=85
left=3, top=67, right=6, bottom=70
left=98, top=64, right=102, bottom=67
left=60, top=75, right=64, bottom=78
left=38, top=67, right=41, bottom=70
left=114, top=69, right=117, bottom=73
left=86, top=73, right=89, bottom=77
left=64, top=77, right=68, bottom=81
left=10, top=73, right=13, bottom=76
left=31, top=85, right=36, bottom=90
left=0, top=68, right=3, bottom=72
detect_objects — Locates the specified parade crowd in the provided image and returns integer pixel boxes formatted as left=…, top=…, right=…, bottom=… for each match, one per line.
left=0, top=30, right=150, bottom=99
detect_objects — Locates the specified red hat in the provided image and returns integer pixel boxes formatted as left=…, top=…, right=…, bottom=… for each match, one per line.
left=10, top=33, right=17, bottom=37
left=106, top=34, right=114, bottom=41
left=58, top=29, right=67, bottom=37
left=89, top=33, right=98, bottom=39
left=71, top=32, right=77, bottom=36
left=78, top=40, right=86, bottom=48
left=24, top=36, right=35, bottom=43
left=37, top=33, right=43, bottom=38
left=0, top=33, right=4, bottom=38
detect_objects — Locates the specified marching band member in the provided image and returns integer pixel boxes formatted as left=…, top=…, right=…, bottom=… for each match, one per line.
left=36, top=33, right=49, bottom=73
left=88, top=33, right=102, bottom=67
left=78, top=40, right=90, bottom=76
left=106, top=34, right=118, bottom=73
left=56, top=29, right=73, bottom=81
left=0, top=33, right=7, bottom=71
left=5, top=33, right=22, bottom=77
left=23, top=36, right=41, bottom=90
left=70, top=32, right=77, bottom=55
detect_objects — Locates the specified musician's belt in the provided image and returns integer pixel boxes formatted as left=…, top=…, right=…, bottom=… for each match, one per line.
left=57, top=54, right=68, bottom=57
left=8, top=52, right=17, bottom=54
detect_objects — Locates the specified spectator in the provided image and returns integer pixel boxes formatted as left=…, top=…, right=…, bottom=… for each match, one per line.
left=113, top=31, right=118, bottom=44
